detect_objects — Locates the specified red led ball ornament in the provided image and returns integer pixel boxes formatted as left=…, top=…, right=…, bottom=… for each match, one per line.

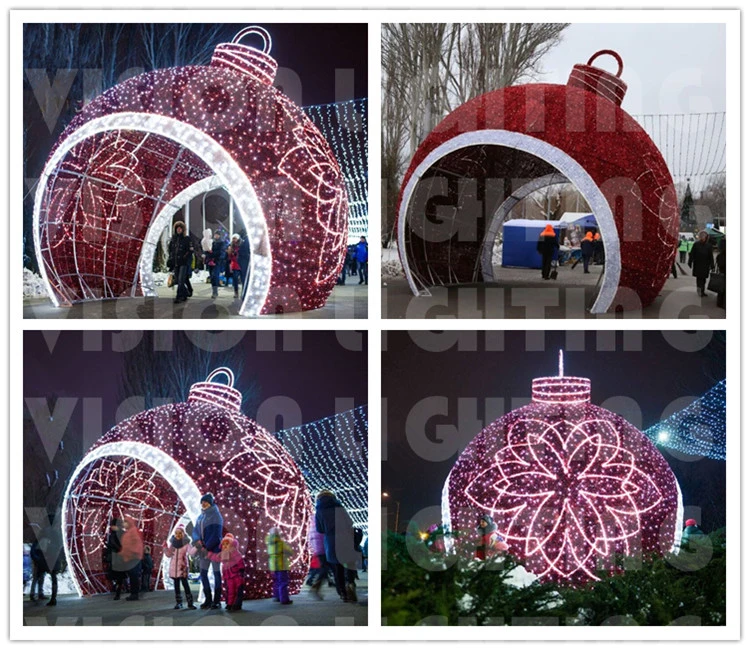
left=62, top=368, right=313, bottom=599
left=34, top=26, right=348, bottom=315
left=397, top=50, right=679, bottom=313
left=443, top=353, right=683, bottom=585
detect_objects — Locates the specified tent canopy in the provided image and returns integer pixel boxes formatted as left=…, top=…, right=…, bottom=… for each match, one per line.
left=558, top=212, right=597, bottom=228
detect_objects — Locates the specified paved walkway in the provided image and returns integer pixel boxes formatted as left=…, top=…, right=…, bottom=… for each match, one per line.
left=22, top=576, right=367, bottom=626
left=382, top=263, right=725, bottom=319
left=23, top=283, right=368, bottom=320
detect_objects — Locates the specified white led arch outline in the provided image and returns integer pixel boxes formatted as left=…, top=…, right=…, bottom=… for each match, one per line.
left=397, top=130, right=621, bottom=314
left=33, top=112, right=272, bottom=317
left=232, top=26, right=272, bottom=53
left=61, top=441, right=203, bottom=597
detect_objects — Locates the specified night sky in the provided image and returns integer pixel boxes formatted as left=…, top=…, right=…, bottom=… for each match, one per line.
left=24, top=329, right=367, bottom=437
left=382, top=330, right=726, bottom=532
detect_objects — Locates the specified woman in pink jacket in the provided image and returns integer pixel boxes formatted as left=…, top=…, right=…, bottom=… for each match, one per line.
left=162, top=525, right=196, bottom=610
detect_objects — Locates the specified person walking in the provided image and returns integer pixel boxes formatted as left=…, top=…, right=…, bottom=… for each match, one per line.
left=167, top=221, right=194, bottom=304
left=315, top=489, right=358, bottom=603
left=120, top=516, right=144, bottom=601
left=307, top=525, right=327, bottom=599
left=536, top=224, right=559, bottom=280
left=593, top=232, right=604, bottom=265
left=227, top=235, right=243, bottom=300
left=163, top=525, right=196, bottom=610
left=30, top=514, right=65, bottom=606
left=191, top=493, right=224, bottom=609
left=678, top=236, right=689, bottom=264
left=688, top=230, right=715, bottom=297
left=105, top=518, right=128, bottom=600
left=265, top=527, right=293, bottom=605
left=237, top=230, right=251, bottom=302
left=28, top=539, right=47, bottom=602
left=355, top=237, right=368, bottom=285
left=205, top=231, right=228, bottom=299
left=140, top=545, right=154, bottom=592
left=580, top=231, right=595, bottom=274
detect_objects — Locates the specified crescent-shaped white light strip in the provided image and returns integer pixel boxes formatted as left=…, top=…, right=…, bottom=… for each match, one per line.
left=397, top=130, right=621, bottom=314
left=61, top=441, right=204, bottom=597
left=33, top=112, right=272, bottom=316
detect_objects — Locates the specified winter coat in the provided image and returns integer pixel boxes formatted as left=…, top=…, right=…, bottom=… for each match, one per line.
left=227, top=244, right=242, bottom=272
left=105, top=527, right=128, bottom=579
left=168, top=223, right=194, bottom=270
left=678, top=239, right=690, bottom=253
left=206, top=239, right=227, bottom=268
left=355, top=241, right=368, bottom=263
left=33, top=524, right=64, bottom=574
left=308, top=527, right=325, bottom=557
left=164, top=537, right=191, bottom=579
left=192, top=504, right=224, bottom=554
left=265, top=531, right=293, bottom=572
left=141, top=552, right=154, bottom=576
left=681, top=524, right=704, bottom=547
left=536, top=234, right=559, bottom=259
left=580, top=238, right=594, bottom=257
left=315, top=494, right=356, bottom=567
left=238, top=236, right=251, bottom=276
left=118, top=517, right=144, bottom=570
left=688, top=240, right=715, bottom=279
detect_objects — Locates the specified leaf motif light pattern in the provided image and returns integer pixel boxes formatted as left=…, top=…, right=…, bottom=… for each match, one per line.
left=62, top=368, right=313, bottom=599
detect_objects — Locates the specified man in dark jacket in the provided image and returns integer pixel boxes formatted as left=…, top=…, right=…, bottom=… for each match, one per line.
left=206, top=232, right=228, bottom=299
left=580, top=231, right=595, bottom=274
left=31, top=515, right=65, bottom=606
left=536, top=225, right=559, bottom=280
left=191, top=493, right=224, bottom=609
left=167, top=221, right=194, bottom=304
left=688, top=230, right=715, bottom=297
left=315, top=490, right=357, bottom=602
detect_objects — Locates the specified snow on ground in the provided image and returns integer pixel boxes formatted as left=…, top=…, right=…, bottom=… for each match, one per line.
left=24, top=568, right=78, bottom=596
left=23, top=268, right=48, bottom=298
left=381, top=246, right=404, bottom=279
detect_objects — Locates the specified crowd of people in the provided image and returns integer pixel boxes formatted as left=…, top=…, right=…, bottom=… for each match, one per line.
left=167, top=224, right=250, bottom=305
left=536, top=225, right=605, bottom=280
left=29, top=490, right=364, bottom=612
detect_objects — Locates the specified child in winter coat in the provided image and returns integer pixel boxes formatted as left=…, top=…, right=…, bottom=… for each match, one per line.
left=162, top=525, right=196, bottom=610
left=140, top=545, right=154, bottom=592
left=207, top=533, right=246, bottom=611
left=265, top=527, right=293, bottom=605
left=475, top=513, right=508, bottom=560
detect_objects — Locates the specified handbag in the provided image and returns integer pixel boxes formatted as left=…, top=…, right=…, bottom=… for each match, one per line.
left=707, top=272, right=725, bottom=294
left=167, top=273, right=175, bottom=288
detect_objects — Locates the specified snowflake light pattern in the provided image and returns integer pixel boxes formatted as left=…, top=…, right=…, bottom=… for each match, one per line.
left=62, top=368, right=312, bottom=599
left=34, top=25, right=350, bottom=315
left=443, top=359, right=681, bottom=585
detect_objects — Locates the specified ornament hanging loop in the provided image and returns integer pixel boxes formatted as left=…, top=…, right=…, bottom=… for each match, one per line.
left=232, top=26, right=272, bottom=54
left=586, top=50, right=624, bottom=78
left=206, top=367, right=235, bottom=388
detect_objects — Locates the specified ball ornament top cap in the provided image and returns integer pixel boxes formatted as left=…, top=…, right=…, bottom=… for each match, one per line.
left=187, top=367, right=242, bottom=412
left=211, top=25, right=278, bottom=86
left=567, top=49, right=627, bottom=106
left=531, top=351, right=591, bottom=404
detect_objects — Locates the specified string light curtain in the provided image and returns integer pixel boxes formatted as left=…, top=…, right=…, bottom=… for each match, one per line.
left=274, top=405, right=368, bottom=537
left=62, top=368, right=313, bottom=599
left=645, top=380, right=726, bottom=461
left=304, top=99, right=368, bottom=245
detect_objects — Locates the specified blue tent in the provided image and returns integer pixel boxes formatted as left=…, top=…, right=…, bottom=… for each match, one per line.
left=501, top=219, right=566, bottom=269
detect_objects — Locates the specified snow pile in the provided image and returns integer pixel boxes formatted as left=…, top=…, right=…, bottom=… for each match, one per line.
left=491, top=242, right=503, bottom=266
left=23, top=268, right=48, bottom=298
left=381, top=246, right=404, bottom=279
left=505, top=563, right=538, bottom=589
left=24, top=568, right=77, bottom=596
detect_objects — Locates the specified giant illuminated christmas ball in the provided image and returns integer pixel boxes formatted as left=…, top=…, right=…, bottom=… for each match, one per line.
left=62, top=368, right=312, bottom=599
left=397, top=50, right=679, bottom=313
left=34, top=25, right=348, bottom=315
left=442, top=355, right=682, bottom=585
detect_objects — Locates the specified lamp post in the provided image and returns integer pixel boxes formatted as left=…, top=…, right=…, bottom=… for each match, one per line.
left=382, top=491, right=400, bottom=533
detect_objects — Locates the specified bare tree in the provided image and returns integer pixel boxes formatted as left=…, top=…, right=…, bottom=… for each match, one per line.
left=380, top=22, right=569, bottom=247
left=117, top=332, right=262, bottom=417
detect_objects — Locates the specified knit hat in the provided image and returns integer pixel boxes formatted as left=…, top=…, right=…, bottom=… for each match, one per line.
left=585, top=231, right=594, bottom=240
left=541, top=224, right=556, bottom=237
left=200, top=493, right=215, bottom=507
left=685, top=518, right=697, bottom=527
left=316, top=489, right=335, bottom=500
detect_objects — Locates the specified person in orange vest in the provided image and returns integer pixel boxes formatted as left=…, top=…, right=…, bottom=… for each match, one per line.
left=536, top=224, right=559, bottom=280
left=593, top=232, right=605, bottom=265
left=581, top=231, right=595, bottom=273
